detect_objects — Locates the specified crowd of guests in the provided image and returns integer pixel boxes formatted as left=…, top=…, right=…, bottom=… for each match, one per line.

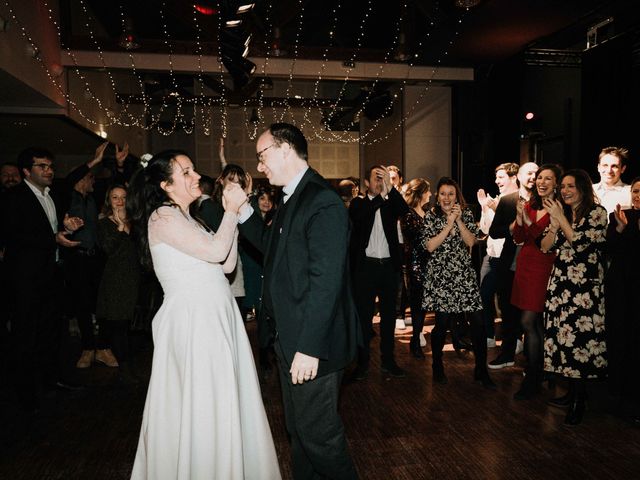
left=339, top=146, right=638, bottom=426
left=1, top=142, right=638, bottom=431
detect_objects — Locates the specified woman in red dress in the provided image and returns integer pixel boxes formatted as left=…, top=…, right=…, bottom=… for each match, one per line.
left=511, top=164, right=562, bottom=399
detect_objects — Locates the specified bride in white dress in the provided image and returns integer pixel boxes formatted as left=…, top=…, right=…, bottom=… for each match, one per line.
left=128, top=150, right=281, bottom=480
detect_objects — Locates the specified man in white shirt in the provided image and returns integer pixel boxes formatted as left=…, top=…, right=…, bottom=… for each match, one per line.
left=349, top=165, right=410, bottom=380
left=477, top=163, right=519, bottom=348
left=593, top=146, right=631, bottom=215
left=1, top=148, right=82, bottom=412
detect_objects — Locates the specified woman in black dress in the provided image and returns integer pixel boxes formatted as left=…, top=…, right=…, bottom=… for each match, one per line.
left=606, top=176, right=640, bottom=424
left=400, top=178, right=431, bottom=358
left=540, top=169, right=608, bottom=425
left=422, top=177, right=494, bottom=388
left=96, top=184, right=141, bottom=382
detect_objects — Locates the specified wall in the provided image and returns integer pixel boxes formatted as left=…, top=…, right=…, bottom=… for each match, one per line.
left=403, top=85, right=452, bottom=186
left=0, top=0, right=65, bottom=109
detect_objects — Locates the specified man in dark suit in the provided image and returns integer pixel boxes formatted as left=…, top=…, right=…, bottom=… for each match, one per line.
left=487, top=162, right=538, bottom=370
left=0, top=148, right=82, bottom=412
left=349, top=165, right=409, bottom=379
left=239, top=123, right=358, bottom=479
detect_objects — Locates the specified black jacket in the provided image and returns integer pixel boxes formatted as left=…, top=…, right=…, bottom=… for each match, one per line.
left=239, top=168, right=359, bottom=376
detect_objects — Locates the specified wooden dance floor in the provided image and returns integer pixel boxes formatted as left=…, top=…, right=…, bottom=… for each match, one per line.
left=1, top=318, right=639, bottom=479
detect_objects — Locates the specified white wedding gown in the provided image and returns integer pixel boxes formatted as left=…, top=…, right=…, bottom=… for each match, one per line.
left=131, top=206, right=281, bottom=480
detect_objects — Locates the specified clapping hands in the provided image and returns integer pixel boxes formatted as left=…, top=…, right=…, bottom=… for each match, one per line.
left=477, top=189, right=497, bottom=211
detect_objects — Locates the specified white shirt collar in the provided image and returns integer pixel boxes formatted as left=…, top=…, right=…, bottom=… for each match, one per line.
left=25, top=178, right=50, bottom=197
left=282, top=166, right=309, bottom=203
left=594, top=179, right=628, bottom=191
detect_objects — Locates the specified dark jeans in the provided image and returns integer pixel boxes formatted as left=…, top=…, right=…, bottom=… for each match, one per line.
left=9, top=262, right=68, bottom=408
left=275, top=342, right=358, bottom=480
left=479, top=255, right=500, bottom=339
left=353, top=258, right=399, bottom=368
left=496, top=269, right=522, bottom=360
left=65, top=251, right=103, bottom=350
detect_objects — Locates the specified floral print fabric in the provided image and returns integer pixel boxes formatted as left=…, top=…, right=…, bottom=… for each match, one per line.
left=543, top=204, right=608, bottom=379
left=421, top=207, right=483, bottom=313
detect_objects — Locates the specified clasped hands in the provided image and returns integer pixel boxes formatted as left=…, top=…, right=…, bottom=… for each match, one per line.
left=446, top=203, right=462, bottom=227
left=222, top=183, right=248, bottom=214
left=290, top=351, right=319, bottom=385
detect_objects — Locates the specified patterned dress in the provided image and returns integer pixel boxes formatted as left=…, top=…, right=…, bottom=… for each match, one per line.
left=543, top=204, right=608, bottom=379
left=400, top=209, right=429, bottom=289
left=421, top=208, right=483, bottom=313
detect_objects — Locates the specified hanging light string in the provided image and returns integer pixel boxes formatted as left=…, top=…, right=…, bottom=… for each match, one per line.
left=361, top=10, right=471, bottom=145
left=213, top=3, right=228, bottom=139
left=238, top=0, right=275, bottom=140
left=275, top=0, right=305, bottom=124
left=4, top=0, right=471, bottom=144
left=299, top=0, right=346, bottom=142
left=191, top=3, right=213, bottom=137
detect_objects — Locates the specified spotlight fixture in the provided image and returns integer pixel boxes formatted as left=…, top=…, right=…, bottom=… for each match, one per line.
left=236, top=3, right=255, bottom=14
left=454, top=0, right=482, bottom=8
left=222, top=1, right=255, bottom=27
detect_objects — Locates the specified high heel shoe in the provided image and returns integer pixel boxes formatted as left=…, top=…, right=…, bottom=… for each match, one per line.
left=564, top=398, right=586, bottom=425
left=474, top=366, right=497, bottom=390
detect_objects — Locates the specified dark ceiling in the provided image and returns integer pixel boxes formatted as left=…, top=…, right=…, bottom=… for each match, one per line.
left=65, top=0, right=640, bottom=66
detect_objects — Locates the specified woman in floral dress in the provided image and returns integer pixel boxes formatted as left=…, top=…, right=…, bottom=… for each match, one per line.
left=540, top=169, right=607, bottom=425
left=422, top=177, right=494, bottom=388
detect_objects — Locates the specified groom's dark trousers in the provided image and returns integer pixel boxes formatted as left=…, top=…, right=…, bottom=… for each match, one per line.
left=240, top=168, right=359, bottom=479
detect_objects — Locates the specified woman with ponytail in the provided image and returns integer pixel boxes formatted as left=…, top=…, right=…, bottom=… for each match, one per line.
left=128, top=150, right=281, bottom=479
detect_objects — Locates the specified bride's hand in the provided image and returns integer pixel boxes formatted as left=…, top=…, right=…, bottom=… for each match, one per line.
left=222, top=183, right=248, bottom=213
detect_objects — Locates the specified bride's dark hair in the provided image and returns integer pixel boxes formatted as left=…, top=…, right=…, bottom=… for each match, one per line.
left=128, top=149, right=187, bottom=270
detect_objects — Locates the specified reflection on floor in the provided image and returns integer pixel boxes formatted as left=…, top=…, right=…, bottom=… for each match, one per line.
left=1, top=316, right=639, bottom=480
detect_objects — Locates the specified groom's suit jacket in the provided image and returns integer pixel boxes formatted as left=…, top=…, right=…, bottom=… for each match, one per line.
left=239, top=168, right=359, bottom=377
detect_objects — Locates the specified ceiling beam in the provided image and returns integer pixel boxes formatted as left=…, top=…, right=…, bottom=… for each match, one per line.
left=61, top=51, right=474, bottom=82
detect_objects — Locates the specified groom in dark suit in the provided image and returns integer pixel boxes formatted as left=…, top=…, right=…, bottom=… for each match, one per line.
left=239, top=123, right=359, bottom=479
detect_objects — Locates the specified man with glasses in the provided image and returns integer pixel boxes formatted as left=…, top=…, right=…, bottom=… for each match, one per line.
left=0, top=147, right=82, bottom=412
left=240, top=123, right=359, bottom=479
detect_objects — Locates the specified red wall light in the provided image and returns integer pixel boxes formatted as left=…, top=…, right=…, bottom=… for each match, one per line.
left=195, top=4, right=218, bottom=15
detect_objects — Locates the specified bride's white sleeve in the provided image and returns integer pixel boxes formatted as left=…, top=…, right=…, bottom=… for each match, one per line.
left=148, top=206, right=238, bottom=263
left=222, top=230, right=239, bottom=273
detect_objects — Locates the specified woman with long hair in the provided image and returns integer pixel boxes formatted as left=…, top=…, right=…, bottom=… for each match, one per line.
left=400, top=178, right=431, bottom=358
left=128, top=150, right=281, bottom=479
left=95, top=184, right=140, bottom=382
left=422, top=177, right=495, bottom=388
left=199, top=163, right=250, bottom=317
left=511, top=163, right=562, bottom=400
left=605, top=176, right=640, bottom=425
left=540, top=169, right=608, bottom=425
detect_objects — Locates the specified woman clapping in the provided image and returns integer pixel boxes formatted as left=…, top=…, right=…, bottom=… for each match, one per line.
left=540, top=169, right=608, bottom=425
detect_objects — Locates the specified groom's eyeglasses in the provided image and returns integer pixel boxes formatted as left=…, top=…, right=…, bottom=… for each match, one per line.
left=256, top=143, right=275, bottom=164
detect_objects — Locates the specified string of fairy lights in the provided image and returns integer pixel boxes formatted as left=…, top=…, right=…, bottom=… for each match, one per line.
left=2, top=0, right=472, bottom=143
